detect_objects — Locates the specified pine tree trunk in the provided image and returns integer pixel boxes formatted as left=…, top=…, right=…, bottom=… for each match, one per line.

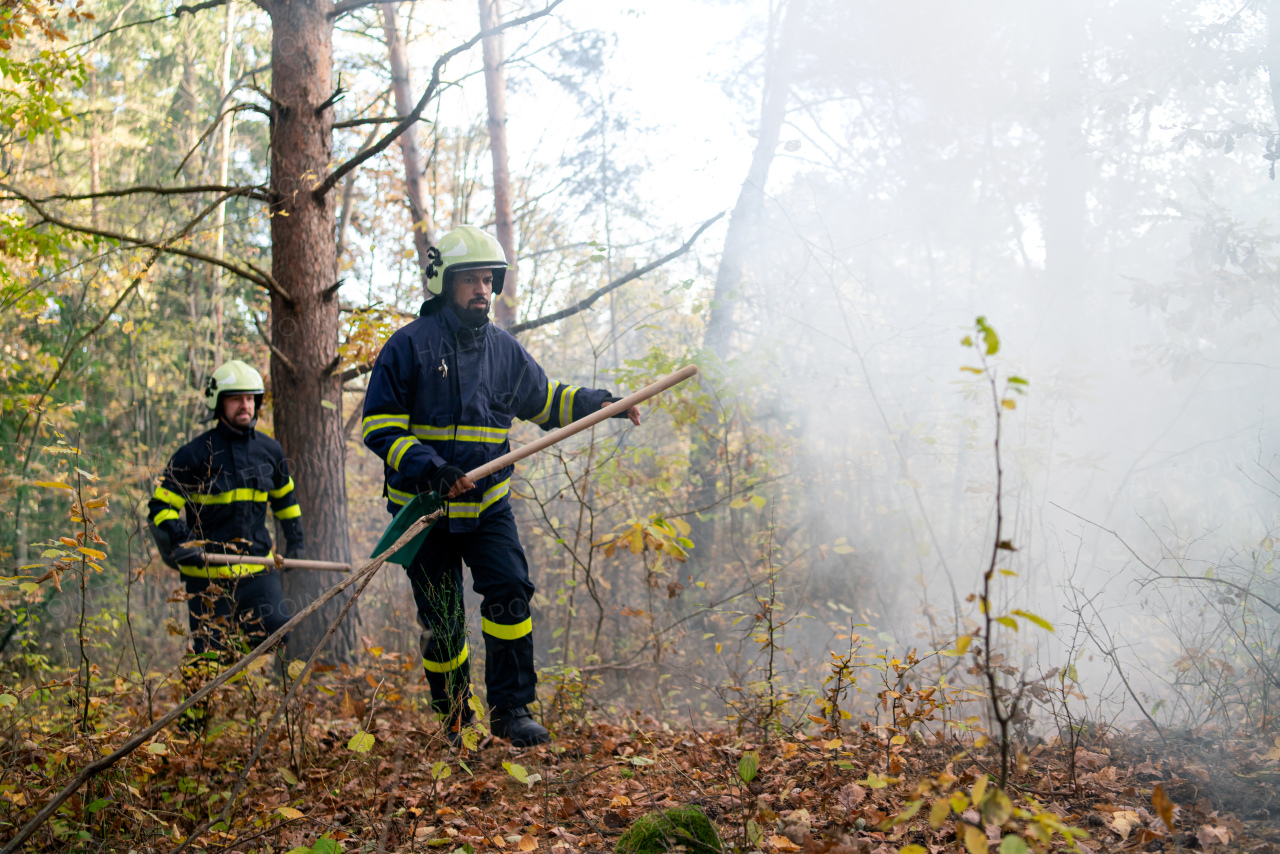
left=479, top=0, right=518, bottom=327
left=381, top=1, right=437, bottom=296
left=269, top=0, right=356, bottom=660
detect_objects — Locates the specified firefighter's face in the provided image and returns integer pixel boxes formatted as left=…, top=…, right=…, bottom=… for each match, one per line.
left=451, top=269, right=494, bottom=313
left=221, top=393, right=256, bottom=428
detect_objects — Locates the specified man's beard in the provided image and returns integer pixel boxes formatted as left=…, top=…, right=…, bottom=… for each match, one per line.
left=451, top=295, right=491, bottom=328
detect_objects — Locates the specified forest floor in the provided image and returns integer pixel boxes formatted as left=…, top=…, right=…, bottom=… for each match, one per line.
left=2, top=666, right=1279, bottom=853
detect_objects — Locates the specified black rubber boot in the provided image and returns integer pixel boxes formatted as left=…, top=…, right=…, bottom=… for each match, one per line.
left=491, top=705, right=550, bottom=747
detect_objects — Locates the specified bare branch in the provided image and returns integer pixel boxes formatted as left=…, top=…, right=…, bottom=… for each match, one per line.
left=253, top=315, right=297, bottom=374
left=339, top=361, right=375, bottom=383
left=329, top=0, right=388, bottom=18
left=312, top=0, right=567, bottom=199
left=2, top=184, right=292, bottom=304
left=174, top=104, right=266, bottom=179
left=4, top=184, right=269, bottom=204
left=333, top=114, right=425, bottom=129
left=509, top=212, right=724, bottom=335
left=69, top=0, right=229, bottom=49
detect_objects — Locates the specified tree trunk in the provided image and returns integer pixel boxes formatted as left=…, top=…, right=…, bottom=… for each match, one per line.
left=701, top=0, right=805, bottom=358
left=211, top=0, right=236, bottom=367
left=479, top=0, right=517, bottom=327
left=689, top=0, right=805, bottom=572
left=381, top=2, right=437, bottom=296
left=269, top=0, right=355, bottom=660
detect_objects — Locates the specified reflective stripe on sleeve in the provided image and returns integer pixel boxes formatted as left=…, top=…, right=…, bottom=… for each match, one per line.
left=387, top=435, right=419, bottom=470
left=529, top=383, right=555, bottom=425
left=362, top=413, right=410, bottom=439
left=273, top=504, right=302, bottom=520
left=153, top=486, right=187, bottom=509
left=189, top=488, right=268, bottom=505
left=268, top=477, right=295, bottom=499
left=482, top=617, right=532, bottom=640
left=558, top=386, right=580, bottom=427
left=388, top=486, right=414, bottom=506
left=446, top=478, right=510, bottom=519
left=152, top=508, right=180, bottom=525
left=423, top=644, right=469, bottom=673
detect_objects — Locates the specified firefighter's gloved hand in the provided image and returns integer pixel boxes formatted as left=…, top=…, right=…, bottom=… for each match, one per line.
left=171, top=544, right=205, bottom=569
left=424, top=465, right=469, bottom=497
left=602, top=395, right=642, bottom=426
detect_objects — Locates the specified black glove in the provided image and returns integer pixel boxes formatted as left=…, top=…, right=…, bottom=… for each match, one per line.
left=602, top=393, right=631, bottom=419
left=423, top=465, right=466, bottom=496
left=171, top=544, right=205, bottom=569
left=284, top=543, right=305, bottom=561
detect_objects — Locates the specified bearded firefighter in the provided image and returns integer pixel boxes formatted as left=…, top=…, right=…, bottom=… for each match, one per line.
left=362, top=226, right=639, bottom=747
left=147, top=360, right=303, bottom=726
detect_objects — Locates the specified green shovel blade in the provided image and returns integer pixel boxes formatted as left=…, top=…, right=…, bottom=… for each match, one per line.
left=371, top=491, right=444, bottom=566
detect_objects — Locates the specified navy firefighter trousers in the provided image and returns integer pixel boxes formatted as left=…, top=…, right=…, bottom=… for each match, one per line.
left=405, top=506, right=536, bottom=714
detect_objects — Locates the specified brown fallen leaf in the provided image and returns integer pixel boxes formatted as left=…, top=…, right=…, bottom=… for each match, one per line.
left=1152, top=784, right=1175, bottom=832
left=1197, top=824, right=1232, bottom=848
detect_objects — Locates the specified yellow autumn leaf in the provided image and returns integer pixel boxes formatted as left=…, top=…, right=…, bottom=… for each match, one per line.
left=962, top=822, right=989, bottom=854
left=518, top=835, right=537, bottom=852
left=77, top=547, right=106, bottom=560
left=277, top=806, right=304, bottom=820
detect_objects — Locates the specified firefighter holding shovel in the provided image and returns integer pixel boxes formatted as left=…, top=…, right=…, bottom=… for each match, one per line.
left=362, top=226, right=640, bottom=747
left=147, top=360, right=303, bottom=727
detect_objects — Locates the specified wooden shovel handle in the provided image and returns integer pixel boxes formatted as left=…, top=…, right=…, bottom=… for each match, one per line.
left=200, top=554, right=352, bottom=573
left=465, top=364, right=699, bottom=482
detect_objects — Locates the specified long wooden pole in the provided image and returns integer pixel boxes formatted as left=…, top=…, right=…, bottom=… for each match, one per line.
left=465, top=364, right=698, bottom=482
left=201, top=554, right=352, bottom=572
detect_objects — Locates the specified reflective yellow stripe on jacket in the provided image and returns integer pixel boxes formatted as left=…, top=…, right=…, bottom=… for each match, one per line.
left=178, top=554, right=273, bottom=579
left=151, top=486, right=186, bottom=525
left=446, top=478, right=510, bottom=519
left=411, top=424, right=510, bottom=444
left=189, top=488, right=268, bottom=505
left=362, top=413, right=409, bottom=439
left=557, top=386, right=580, bottom=427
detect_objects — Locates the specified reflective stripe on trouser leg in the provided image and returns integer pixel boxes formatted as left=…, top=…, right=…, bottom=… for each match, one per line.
left=463, top=509, right=537, bottom=711
left=405, top=528, right=472, bottom=715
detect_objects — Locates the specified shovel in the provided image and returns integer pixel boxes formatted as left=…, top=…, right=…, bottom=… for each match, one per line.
left=370, top=364, right=699, bottom=566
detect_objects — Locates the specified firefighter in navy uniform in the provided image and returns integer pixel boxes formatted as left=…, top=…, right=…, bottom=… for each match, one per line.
left=362, top=226, right=640, bottom=747
left=147, top=360, right=304, bottom=727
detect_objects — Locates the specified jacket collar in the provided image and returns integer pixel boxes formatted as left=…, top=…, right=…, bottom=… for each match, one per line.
left=214, top=418, right=255, bottom=441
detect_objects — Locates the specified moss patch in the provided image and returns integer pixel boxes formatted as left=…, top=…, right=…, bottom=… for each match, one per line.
left=616, top=806, right=723, bottom=854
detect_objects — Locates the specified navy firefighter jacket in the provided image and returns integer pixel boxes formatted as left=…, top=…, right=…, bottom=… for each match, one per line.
left=362, top=302, right=613, bottom=532
left=147, top=419, right=304, bottom=578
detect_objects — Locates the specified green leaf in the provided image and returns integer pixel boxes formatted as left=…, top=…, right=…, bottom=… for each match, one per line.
left=901, top=847, right=928, bottom=854
left=995, top=616, right=1019, bottom=631
left=503, top=761, right=529, bottom=785
left=347, top=731, right=375, bottom=753
left=746, top=819, right=762, bottom=844
left=312, top=834, right=344, bottom=854
left=0, top=693, right=16, bottom=709
left=279, top=767, right=299, bottom=786
left=1007, top=376, right=1029, bottom=386
left=750, top=494, right=767, bottom=508
left=999, top=834, right=1029, bottom=854
left=975, top=315, right=999, bottom=355
left=146, top=742, right=168, bottom=755
left=738, top=750, right=758, bottom=783
left=86, top=798, right=110, bottom=813
left=432, top=761, right=451, bottom=781
left=320, top=400, right=337, bottom=410
left=1009, top=609, right=1054, bottom=633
